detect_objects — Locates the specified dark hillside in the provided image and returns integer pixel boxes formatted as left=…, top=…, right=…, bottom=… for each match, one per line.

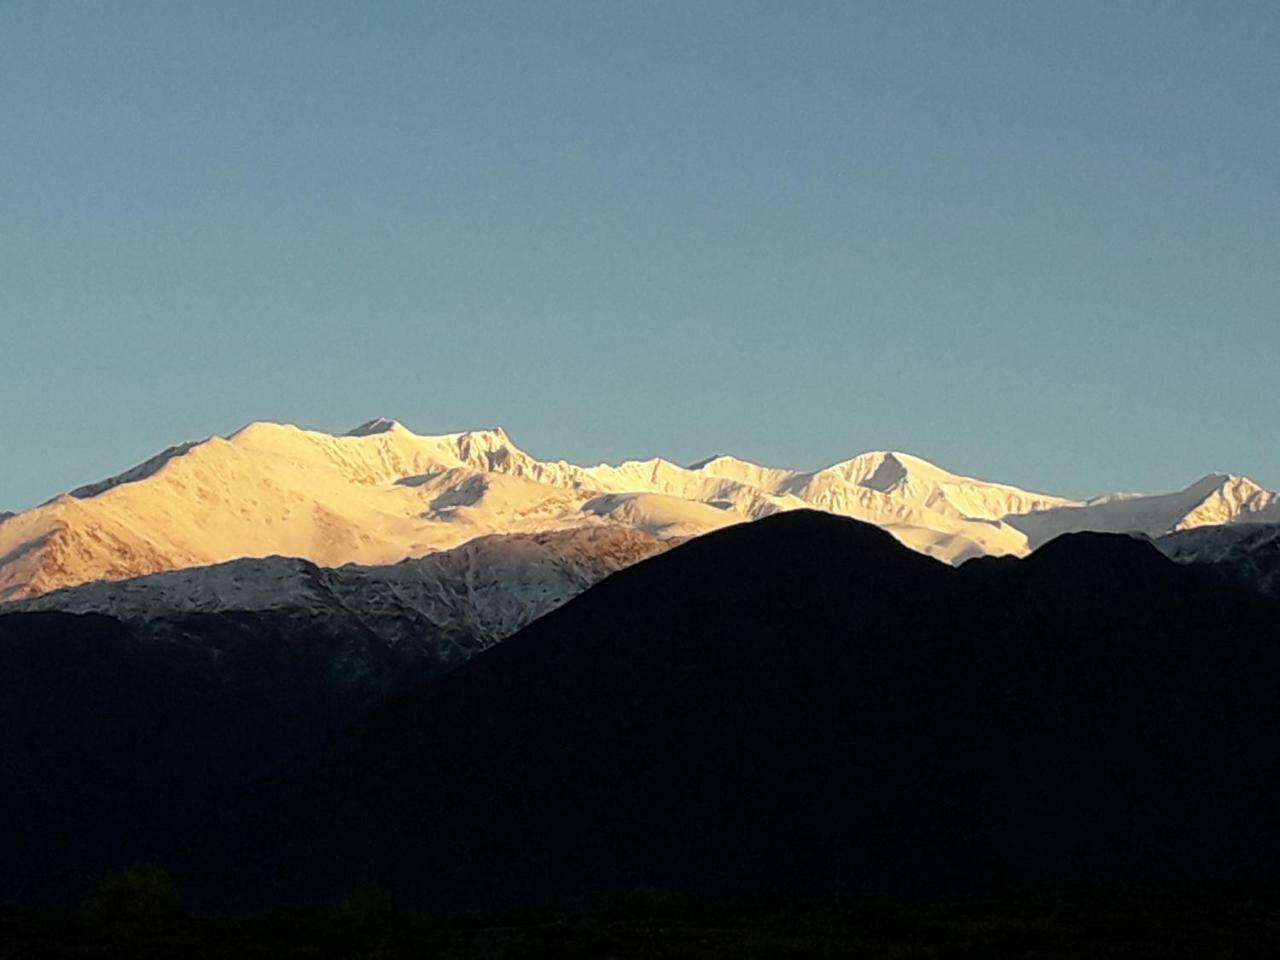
left=198, top=512, right=1280, bottom=911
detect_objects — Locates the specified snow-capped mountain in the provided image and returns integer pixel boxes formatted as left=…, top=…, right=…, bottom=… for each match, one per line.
left=1, top=417, right=1276, bottom=602
left=1007, top=474, right=1280, bottom=549
left=688, top=450, right=1073, bottom=560
left=7, top=525, right=669, bottom=681
left=0, top=419, right=1056, bottom=600
left=0, top=419, right=745, bottom=601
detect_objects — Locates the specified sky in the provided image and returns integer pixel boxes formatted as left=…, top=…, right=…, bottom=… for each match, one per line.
left=2, top=1, right=1277, bottom=510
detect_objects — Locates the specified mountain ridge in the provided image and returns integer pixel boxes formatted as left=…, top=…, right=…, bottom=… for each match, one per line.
left=1, top=418, right=1275, bottom=601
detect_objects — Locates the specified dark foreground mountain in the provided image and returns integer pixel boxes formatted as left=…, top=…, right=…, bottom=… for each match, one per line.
left=187, top=511, right=1280, bottom=913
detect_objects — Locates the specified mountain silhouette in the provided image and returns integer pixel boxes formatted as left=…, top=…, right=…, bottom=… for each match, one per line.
left=190, top=511, right=1280, bottom=912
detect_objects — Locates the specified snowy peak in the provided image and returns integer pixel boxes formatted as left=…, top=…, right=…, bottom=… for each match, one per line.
left=809, top=450, right=1077, bottom=524
left=685, top=454, right=727, bottom=471
left=844, top=451, right=913, bottom=493
left=222, top=420, right=535, bottom=487
left=863, top=452, right=911, bottom=491
left=1187, top=472, right=1234, bottom=495
left=687, top=455, right=801, bottom=494
left=1007, top=471, right=1280, bottom=549
left=453, top=427, right=526, bottom=470
left=1189, top=471, right=1270, bottom=501
left=1175, top=473, right=1279, bottom=530
left=345, top=417, right=405, bottom=436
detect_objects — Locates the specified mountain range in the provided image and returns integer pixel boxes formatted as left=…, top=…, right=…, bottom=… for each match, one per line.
left=3, top=418, right=1278, bottom=605
left=5, top=420, right=1280, bottom=910
left=7, top=525, right=667, bottom=669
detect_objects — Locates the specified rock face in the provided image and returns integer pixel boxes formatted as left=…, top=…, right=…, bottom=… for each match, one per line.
left=5, top=417, right=1275, bottom=601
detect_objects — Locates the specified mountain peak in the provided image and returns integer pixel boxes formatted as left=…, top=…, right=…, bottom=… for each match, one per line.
left=824, top=450, right=959, bottom=493
left=455, top=425, right=517, bottom=450
left=685, top=454, right=727, bottom=471
left=346, top=417, right=405, bottom=437
left=835, top=449, right=941, bottom=477
left=1176, top=472, right=1276, bottom=508
left=1187, top=472, right=1233, bottom=492
left=1184, top=472, right=1272, bottom=496
left=1174, top=472, right=1278, bottom=531
left=228, top=420, right=304, bottom=442
left=857, top=451, right=912, bottom=492
left=1026, top=530, right=1168, bottom=580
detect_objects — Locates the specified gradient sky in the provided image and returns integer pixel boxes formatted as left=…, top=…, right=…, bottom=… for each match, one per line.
left=2, top=1, right=1278, bottom=510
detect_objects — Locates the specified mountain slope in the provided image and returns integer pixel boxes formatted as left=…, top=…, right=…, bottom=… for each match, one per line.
left=188, top=512, right=1280, bottom=911
left=8, top=526, right=669, bottom=653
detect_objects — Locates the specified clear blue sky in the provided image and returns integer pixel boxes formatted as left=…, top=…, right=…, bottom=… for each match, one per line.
left=2, top=1, right=1277, bottom=510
